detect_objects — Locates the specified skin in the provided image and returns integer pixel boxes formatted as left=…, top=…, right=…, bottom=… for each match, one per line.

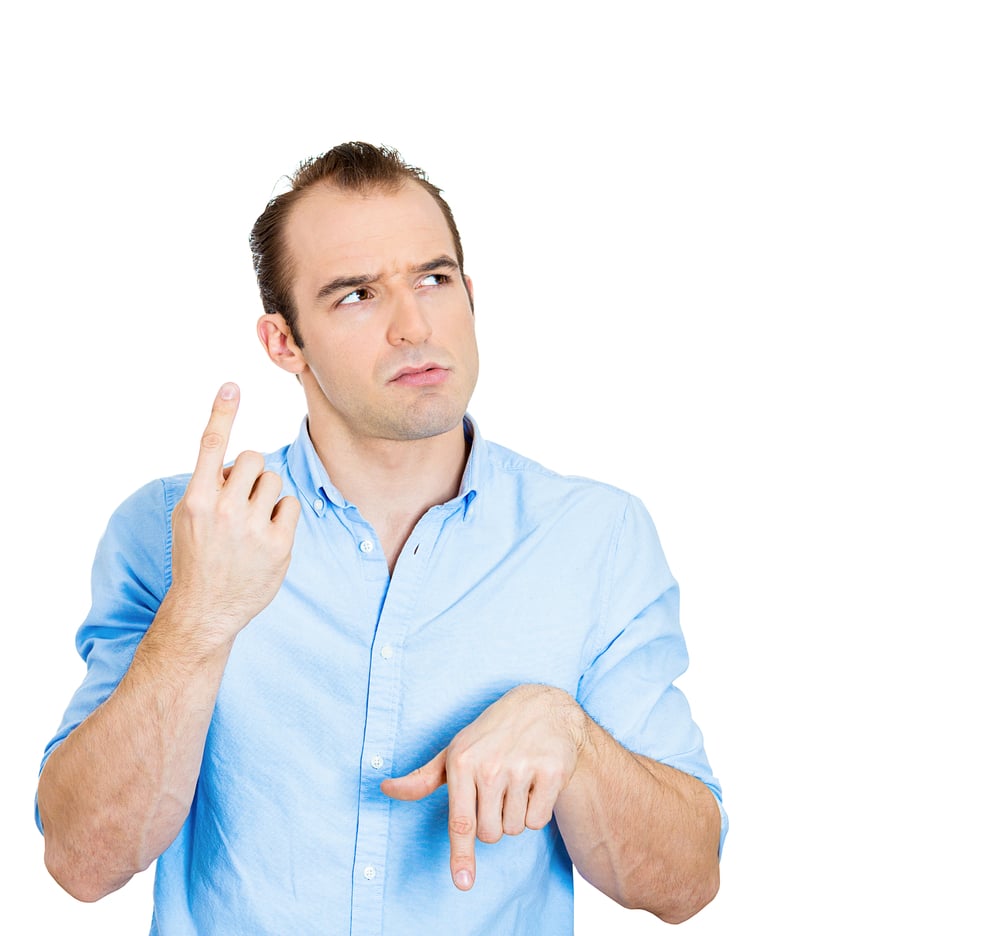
left=38, top=180, right=720, bottom=921
left=257, top=181, right=479, bottom=568
left=37, top=383, right=299, bottom=900
left=382, top=685, right=721, bottom=922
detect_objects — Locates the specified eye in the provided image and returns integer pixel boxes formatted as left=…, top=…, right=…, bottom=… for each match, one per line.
left=339, top=287, right=373, bottom=306
left=418, top=272, right=450, bottom=287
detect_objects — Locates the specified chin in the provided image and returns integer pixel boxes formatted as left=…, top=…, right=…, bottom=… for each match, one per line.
left=390, top=418, right=464, bottom=442
left=382, top=400, right=468, bottom=442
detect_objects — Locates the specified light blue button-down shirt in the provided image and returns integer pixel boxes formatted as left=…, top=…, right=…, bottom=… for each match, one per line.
left=39, top=417, right=725, bottom=935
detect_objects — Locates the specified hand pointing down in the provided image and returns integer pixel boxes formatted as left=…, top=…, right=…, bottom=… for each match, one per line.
left=381, top=684, right=588, bottom=891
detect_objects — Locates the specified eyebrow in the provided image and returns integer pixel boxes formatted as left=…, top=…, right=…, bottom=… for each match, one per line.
left=314, top=255, right=459, bottom=304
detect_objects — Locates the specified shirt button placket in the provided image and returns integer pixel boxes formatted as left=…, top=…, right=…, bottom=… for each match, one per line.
left=352, top=523, right=394, bottom=936
left=353, top=511, right=440, bottom=935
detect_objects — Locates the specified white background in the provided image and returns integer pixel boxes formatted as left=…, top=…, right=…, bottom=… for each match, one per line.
left=2, top=2, right=997, bottom=933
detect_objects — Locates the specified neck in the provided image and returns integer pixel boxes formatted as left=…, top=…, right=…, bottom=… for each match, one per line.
left=311, top=420, right=469, bottom=516
left=306, top=411, right=469, bottom=574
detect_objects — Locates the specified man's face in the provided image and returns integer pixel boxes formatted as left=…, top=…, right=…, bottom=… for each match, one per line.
left=279, top=181, right=479, bottom=444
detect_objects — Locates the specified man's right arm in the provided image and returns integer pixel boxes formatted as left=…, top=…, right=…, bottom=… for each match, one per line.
left=36, top=383, right=300, bottom=902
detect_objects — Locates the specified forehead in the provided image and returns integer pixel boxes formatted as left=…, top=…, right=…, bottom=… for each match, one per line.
left=284, top=181, right=455, bottom=288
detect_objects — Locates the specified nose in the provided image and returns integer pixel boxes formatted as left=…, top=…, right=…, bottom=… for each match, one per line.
left=386, top=288, right=432, bottom=346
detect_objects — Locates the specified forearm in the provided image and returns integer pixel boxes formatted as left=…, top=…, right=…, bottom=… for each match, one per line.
left=554, top=707, right=721, bottom=924
left=37, top=592, right=235, bottom=902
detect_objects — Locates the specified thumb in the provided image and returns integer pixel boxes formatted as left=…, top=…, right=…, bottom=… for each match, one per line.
left=380, top=749, right=448, bottom=801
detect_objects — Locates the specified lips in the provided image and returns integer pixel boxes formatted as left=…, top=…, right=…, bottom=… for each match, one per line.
left=388, top=363, right=450, bottom=387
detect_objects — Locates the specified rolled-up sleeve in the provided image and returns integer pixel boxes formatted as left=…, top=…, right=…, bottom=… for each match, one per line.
left=36, top=477, right=180, bottom=831
left=576, top=494, right=727, bottom=853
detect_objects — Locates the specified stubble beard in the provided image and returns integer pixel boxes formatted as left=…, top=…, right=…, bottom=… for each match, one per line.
left=362, top=393, right=469, bottom=442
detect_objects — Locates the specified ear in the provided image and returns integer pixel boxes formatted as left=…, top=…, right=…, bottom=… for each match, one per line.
left=257, top=313, right=306, bottom=375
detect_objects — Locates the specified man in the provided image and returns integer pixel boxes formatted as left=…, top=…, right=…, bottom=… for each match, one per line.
left=37, top=142, right=726, bottom=934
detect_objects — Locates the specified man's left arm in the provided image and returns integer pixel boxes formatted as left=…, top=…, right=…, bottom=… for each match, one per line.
left=383, top=493, right=723, bottom=921
left=382, top=683, right=720, bottom=923
left=553, top=692, right=721, bottom=923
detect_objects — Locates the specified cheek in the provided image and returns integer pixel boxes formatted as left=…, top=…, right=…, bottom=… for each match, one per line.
left=302, top=322, right=370, bottom=368
left=463, top=320, right=480, bottom=360
left=300, top=334, right=356, bottom=388
left=445, top=304, right=476, bottom=341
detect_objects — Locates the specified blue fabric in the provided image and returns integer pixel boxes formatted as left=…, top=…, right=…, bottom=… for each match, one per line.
left=39, top=417, right=726, bottom=935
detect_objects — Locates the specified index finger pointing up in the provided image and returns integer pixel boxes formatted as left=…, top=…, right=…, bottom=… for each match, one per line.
left=191, top=382, right=239, bottom=488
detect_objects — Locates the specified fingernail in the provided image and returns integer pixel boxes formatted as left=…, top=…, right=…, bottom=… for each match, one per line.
left=220, top=383, right=237, bottom=400
left=455, top=870, right=473, bottom=890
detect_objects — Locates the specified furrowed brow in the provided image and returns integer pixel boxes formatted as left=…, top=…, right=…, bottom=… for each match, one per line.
left=314, top=257, right=458, bottom=304
left=412, top=256, right=459, bottom=275
left=315, top=272, right=377, bottom=303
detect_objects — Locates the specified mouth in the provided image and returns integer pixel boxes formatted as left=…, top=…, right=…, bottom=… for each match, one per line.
left=388, top=363, right=450, bottom=387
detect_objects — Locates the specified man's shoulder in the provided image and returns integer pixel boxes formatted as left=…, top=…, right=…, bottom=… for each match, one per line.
left=112, top=440, right=296, bottom=523
left=112, top=474, right=188, bottom=519
left=479, top=437, right=634, bottom=511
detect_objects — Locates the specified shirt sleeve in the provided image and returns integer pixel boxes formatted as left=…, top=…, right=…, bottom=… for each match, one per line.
left=576, top=493, right=728, bottom=854
left=36, top=477, right=180, bottom=832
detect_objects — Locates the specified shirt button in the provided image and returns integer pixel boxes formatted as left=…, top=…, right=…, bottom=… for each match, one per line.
left=359, top=539, right=374, bottom=554
left=363, top=865, right=377, bottom=880
left=370, top=754, right=384, bottom=770
left=313, top=498, right=324, bottom=512
left=380, top=644, right=394, bottom=660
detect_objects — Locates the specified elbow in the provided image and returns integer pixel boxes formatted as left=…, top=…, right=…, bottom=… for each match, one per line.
left=37, top=765, right=141, bottom=903
left=618, top=860, right=720, bottom=925
left=652, top=865, right=720, bottom=924
left=43, top=838, right=135, bottom=904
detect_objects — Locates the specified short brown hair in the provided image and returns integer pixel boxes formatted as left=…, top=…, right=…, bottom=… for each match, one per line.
left=249, top=142, right=465, bottom=345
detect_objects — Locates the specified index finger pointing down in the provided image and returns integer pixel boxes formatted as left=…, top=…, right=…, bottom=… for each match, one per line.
left=447, top=763, right=478, bottom=891
left=191, top=382, right=239, bottom=488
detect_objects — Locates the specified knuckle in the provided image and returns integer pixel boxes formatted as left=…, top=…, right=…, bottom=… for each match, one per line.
left=449, top=815, right=475, bottom=837
left=413, top=761, right=435, bottom=779
left=477, top=827, right=502, bottom=844
left=536, top=765, right=562, bottom=787
left=525, top=807, right=553, bottom=830
left=235, top=450, right=265, bottom=471
left=478, top=761, right=504, bottom=786
left=175, top=493, right=205, bottom=517
left=200, top=430, right=226, bottom=451
left=449, top=748, right=473, bottom=772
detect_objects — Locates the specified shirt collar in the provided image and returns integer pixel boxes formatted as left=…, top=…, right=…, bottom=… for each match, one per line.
left=286, top=415, right=484, bottom=520
left=456, top=415, right=483, bottom=519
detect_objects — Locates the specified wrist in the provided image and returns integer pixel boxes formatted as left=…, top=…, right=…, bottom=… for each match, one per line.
left=542, top=685, right=590, bottom=760
left=148, top=589, right=243, bottom=661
